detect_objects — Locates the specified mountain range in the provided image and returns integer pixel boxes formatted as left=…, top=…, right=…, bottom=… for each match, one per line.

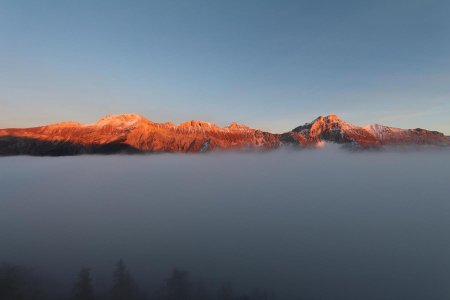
left=0, top=113, right=448, bottom=156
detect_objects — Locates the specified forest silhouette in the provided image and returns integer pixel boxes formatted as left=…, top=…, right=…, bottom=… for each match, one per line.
left=0, top=260, right=277, bottom=300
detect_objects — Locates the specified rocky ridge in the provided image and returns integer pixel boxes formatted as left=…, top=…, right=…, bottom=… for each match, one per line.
left=0, top=114, right=448, bottom=155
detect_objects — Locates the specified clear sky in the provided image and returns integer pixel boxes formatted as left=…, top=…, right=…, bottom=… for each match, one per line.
left=1, top=0, right=449, bottom=133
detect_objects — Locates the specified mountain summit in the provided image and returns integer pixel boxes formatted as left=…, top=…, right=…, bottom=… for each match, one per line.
left=94, top=113, right=149, bottom=128
left=0, top=114, right=448, bottom=155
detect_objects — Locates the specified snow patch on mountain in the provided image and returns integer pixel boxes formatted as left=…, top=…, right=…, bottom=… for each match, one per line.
left=93, top=113, right=148, bottom=130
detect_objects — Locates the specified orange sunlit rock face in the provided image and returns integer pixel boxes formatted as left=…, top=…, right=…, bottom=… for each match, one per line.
left=0, top=114, right=448, bottom=155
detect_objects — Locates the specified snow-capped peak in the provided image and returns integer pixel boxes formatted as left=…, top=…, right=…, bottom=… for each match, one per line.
left=94, top=113, right=148, bottom=129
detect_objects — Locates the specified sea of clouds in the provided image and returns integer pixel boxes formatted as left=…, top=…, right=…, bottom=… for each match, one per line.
left=1, top=146, right=449, bottom=299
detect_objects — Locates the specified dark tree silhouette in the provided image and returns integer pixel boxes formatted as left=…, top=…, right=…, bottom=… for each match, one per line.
left=71, top=268, right=95, bottom=300
left=161, top=269, right=191, bottom=300
left=110, top=260, right=137, bottom=300
left=217, top=282, right=234, bottom=300
left=1, top=261, right=282, bottom=300
left=0, top=263, right=42, bottom=300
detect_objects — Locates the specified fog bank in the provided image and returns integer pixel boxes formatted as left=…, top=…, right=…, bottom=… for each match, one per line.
left=1, top=147, right=450, bottom=299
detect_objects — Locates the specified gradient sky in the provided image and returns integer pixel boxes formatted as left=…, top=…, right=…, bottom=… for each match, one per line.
left=1, top=0, right=449, bottom=133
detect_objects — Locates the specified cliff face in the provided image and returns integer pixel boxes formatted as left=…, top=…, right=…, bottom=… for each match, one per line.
left=0, top=114, right=448, bottom=156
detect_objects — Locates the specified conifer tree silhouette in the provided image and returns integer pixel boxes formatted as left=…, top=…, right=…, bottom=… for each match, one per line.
left=110, top=259, right=136, bottom=300
left=161, top=269, right=191, bottom=300
left=71, top=268, right=95, bottom=300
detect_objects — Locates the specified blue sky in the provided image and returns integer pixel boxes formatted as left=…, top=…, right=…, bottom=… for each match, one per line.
left=1, top=0, right=449, bottom=133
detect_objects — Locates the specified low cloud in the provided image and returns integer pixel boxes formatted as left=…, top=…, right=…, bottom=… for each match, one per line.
left=0, top=147, right=449, bottom=299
